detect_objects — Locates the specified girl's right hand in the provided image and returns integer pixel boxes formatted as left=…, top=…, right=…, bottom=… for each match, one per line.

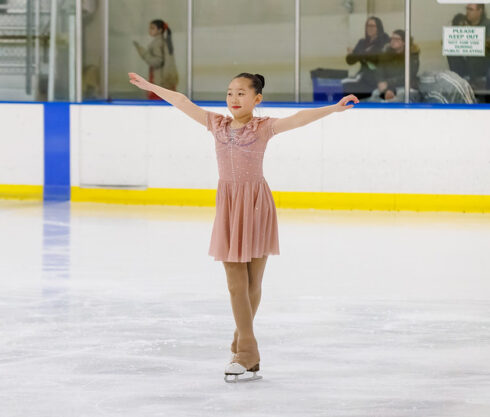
left=335, top=94, right=359, bottom=112
left=128, top=72, right=152, bottom=91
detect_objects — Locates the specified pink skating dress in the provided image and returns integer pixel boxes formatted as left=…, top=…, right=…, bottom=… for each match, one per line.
left=206, top=111, right=280, bottom=263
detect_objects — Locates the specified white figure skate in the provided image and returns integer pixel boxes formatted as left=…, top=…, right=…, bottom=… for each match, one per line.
left=224, top=361, right=262, bottom=383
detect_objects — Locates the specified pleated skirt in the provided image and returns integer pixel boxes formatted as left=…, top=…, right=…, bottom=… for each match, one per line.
left=208, top=178, right=280, bottom=263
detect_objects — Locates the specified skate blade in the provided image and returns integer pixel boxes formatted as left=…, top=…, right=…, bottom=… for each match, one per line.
left=224, top=372, right=263, bottom=383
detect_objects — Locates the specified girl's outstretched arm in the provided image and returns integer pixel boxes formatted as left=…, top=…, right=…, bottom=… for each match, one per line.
left=128, top=72, right=207, bottom=126
left=272, top=94, right=359, bottom=135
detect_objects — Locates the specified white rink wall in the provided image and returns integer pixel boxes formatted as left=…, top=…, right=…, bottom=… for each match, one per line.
left=70, top=104, right=490, bottom=195
left=0, top=102, right=489, bottom=196
left=0, top=103, right=44, bottom=186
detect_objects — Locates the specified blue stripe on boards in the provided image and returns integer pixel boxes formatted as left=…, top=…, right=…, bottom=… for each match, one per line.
left=43, top=103, right=70, bottom=201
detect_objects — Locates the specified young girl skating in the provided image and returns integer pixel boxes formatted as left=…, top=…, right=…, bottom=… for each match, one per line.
left=128, top=71, right=358, bottom=383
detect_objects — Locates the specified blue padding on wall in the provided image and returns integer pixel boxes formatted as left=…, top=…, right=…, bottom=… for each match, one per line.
left=44, top=102, right=70, bottom=201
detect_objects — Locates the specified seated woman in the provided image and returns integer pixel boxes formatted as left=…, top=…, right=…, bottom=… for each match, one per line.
left=369, top=29, right=420, bottom=102
left=342, top=16, right=390, bottom=99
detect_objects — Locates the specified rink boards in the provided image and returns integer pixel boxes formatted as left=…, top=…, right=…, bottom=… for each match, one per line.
left=1, top=101, right=490, bottom=212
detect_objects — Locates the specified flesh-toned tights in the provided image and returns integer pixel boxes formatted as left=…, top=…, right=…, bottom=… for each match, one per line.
left=223, top=255, right=267, bottom=369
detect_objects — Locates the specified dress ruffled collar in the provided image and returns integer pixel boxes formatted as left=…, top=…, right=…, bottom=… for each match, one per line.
left=215, top=116, right=270, bottom=146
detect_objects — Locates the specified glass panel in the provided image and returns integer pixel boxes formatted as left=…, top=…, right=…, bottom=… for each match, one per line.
left=412, top=1, right=490, bottom=104
left=301, top=0, right=405, bottom=103
left=51, top=0, right=77, bottom=101
left=0, top=0, right=74, bottom=101
left=82, top=0, right=105, bottom=100
left=193, top=0, right=295, bottom=102
left=107, top=0, right=187, bottom=100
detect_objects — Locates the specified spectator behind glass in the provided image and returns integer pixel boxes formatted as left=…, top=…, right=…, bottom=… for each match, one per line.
left=371, top=29, right=420, bottom=102
left=447, top=4, right=490, bottom=89
left=133, top=19, right=179, bottom=100
left=341, top=16, right=390, bottom=99
left=452, top=13, right=468, bottom=26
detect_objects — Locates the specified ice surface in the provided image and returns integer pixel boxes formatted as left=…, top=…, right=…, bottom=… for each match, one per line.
left=0, top=201, right=489, bottom=417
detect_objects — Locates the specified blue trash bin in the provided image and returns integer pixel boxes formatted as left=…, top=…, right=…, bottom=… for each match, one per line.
left=310, top=68, right=348, bottom=102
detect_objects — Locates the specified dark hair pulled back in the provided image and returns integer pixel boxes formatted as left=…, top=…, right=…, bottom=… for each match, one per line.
left=233, top=73, right=265, bottom=95
left=151, top=19, right=174, bottom=55
left=365, top=16, right=386, bottom=40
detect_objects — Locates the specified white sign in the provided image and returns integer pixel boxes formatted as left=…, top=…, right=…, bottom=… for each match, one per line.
left=442, top=26, right=486, bottom=56
left=437, top=0, right=490, bottom=3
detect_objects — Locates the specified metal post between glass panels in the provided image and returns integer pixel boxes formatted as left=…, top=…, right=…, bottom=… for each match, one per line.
left=69, top=13, right=75, bottom=101
left=405, top=0, right=411, bottom=104
left=75, top=0, right=82, bottom=102
left=102, top=0, right=109, bottom=100
left=47, top=0, right=57, bottom=101
left=187, top=0, right=193, bottom=99
left=34, top=0, right=40, bottom=98
left=295, top=0, right=300, bottom=103
left=26, top=0, right=33, bottom=95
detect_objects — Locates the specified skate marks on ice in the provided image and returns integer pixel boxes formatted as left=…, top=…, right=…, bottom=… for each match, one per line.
left=2, top=282, right=490, bottom=416
left=1, top=202, right=490, bottom=416
left=253, top=298, right=490, bottom=416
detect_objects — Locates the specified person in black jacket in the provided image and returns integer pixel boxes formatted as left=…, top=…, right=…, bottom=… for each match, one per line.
left=447, top=4, right=490, bottom=89
left=342, top=16, right=390, bottom=98
left=373, top=29, right=420, bottom=101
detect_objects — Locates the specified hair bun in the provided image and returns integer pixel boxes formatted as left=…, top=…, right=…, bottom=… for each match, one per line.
left=254, top=74, right=265, bottom=89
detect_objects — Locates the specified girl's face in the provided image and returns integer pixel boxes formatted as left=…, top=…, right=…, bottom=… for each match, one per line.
left=366, top=19, right=378, bottom=39
left=226, top=78, right=262, bottom=118
left=149, top=23, right=162, bottom=37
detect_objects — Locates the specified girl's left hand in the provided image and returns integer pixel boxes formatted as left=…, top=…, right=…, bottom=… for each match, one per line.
left=335, top=94, right=359, bottom=112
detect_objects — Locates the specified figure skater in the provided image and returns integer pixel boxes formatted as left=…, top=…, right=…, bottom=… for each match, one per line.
left=133, top=19, right=179, bottom=99
left=128, top=71, right=358, bottom=382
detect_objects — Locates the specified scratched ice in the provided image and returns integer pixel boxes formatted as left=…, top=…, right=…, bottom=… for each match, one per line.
left=0, top=200, right=489, bottom=417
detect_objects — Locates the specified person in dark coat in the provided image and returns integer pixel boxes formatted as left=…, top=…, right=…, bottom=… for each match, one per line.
left=342, top=16, right=390, bottom=98
left=374, top=29, right=420, bottom=101
left=447, top=4, right=490, bottom=89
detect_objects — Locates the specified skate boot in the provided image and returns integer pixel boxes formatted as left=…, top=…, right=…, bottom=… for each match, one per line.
left=225, top=338, right=262, bottom=382
left=224, top=361, right=261, bottom=383
left=225, top=334, right=261, bottom=382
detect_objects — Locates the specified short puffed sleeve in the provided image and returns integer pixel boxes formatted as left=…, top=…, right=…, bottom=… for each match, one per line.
left=206, top=111, right=225, bottom=133
left=259, top=117, right=279, bottom=142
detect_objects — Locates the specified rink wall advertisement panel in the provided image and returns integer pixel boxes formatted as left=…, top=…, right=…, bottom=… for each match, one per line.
left=1, top=101, right=490, bottom=212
